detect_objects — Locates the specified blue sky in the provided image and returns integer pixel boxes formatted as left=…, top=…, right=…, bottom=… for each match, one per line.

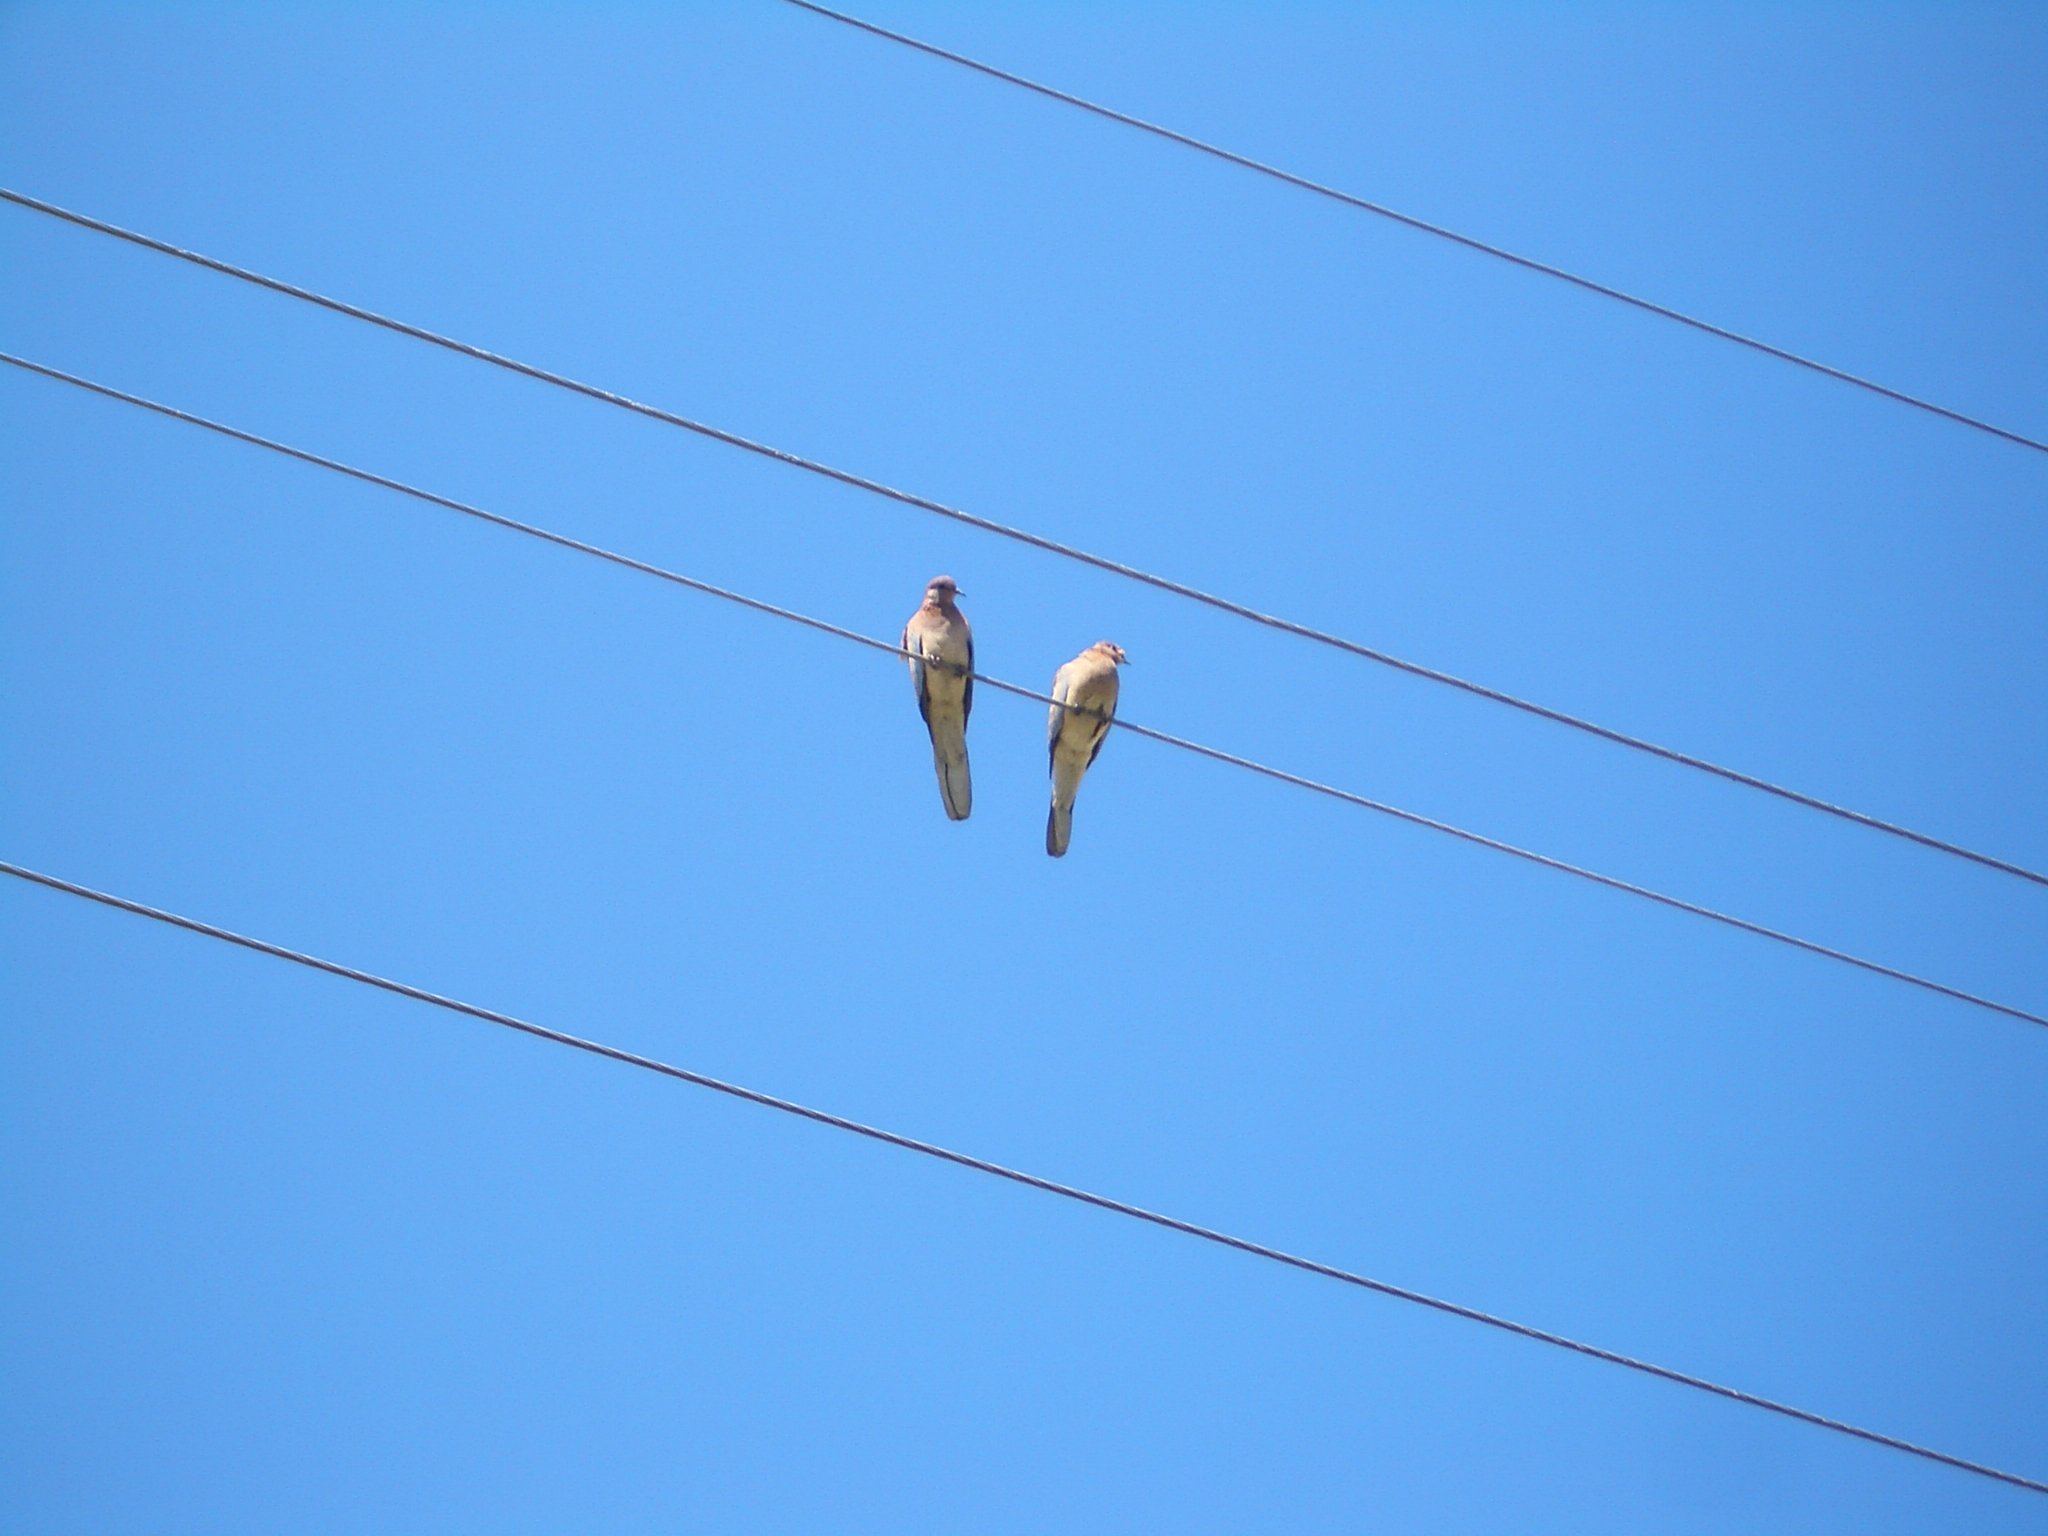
left=3, top=2, right=2045, bottom=1530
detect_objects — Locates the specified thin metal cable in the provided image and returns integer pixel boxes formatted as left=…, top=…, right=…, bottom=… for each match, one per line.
left=2, top=859, right=2043, bottom=1497
left=8, top=349, right=2045, bottom=1035
left=3, top=187, right=2042, bottom=890
left=781, top=0, right=2048, bottom=458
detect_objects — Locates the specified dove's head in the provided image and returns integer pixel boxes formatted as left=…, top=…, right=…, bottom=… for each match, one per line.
left=925, top=575, right=963, bottom=608
left=1091, top=641, right=1129, bottom=667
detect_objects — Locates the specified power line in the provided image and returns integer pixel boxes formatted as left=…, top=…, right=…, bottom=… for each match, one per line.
left=781, top=0, right=2048, bottom=459
left=3, top=857, right=2042, bottom=1498
left=5, top=189, right=2039, bottom=891
left=8, top=347, right=2046, bottom=1036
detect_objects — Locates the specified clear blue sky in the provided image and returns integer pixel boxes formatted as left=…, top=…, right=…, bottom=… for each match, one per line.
left=3, top=3, right=2045, bottom=1530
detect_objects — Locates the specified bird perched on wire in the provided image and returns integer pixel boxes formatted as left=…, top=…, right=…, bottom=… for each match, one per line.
left=901, top=575, right=974, bottom=821
left=1045, top=641, right=1128, bottom=857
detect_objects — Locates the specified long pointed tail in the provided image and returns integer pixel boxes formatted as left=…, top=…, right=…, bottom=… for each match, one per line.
left=1046, top=802, right=1072, bottom=857
left=1046, top=795, right=1074, bottom=857
left=931, top=724, right=971, bottom=821
left=1047, top=757, right=1084, bottom=856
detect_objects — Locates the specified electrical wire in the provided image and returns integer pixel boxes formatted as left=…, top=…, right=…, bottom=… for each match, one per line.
left=4, top=186, right=2039, bottom=890
left=780, top=0, right=2048, bottom=457
left=6, top=348, right=2044, bottom=1035
left=2, top=857, right=2042, bottom=1496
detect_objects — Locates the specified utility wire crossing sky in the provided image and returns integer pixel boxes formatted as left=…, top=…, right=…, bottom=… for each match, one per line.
left=6, top=348, right=2044, bottom=1034
left=780, top=0, right=2048, bottom=457
left=4, top=857, right=2043, bottom=1498
left=3, top=185, right=2041, bottom=889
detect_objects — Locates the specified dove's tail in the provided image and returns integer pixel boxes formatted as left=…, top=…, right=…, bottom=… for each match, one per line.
left=1046, top=793, right=1074, bottom=857
left=1047, top=756, right=1087, bottom=856
left=1045, top=803, right=1072, bottom=857
left=930, top=723, right=971, bottom=821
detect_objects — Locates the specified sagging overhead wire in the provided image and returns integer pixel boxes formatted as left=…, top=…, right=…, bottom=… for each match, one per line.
left=781, top=0, right=2048, bottom=458
left=6, top=348, right=2045, bottom=1035
left=2, top=857, right=2043, bottom=1498
left=3, top=187, right=2038, bottom=891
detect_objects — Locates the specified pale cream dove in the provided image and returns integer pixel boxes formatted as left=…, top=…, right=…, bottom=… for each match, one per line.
left=902, top=575, right=974, bottom=821
left=1045, top=640, right=1128, bottom=857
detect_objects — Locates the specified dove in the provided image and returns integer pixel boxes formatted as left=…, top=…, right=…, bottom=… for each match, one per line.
left=1045, top=641, right=1128, bottom=857
left=902, top=575, right=974, bottom=821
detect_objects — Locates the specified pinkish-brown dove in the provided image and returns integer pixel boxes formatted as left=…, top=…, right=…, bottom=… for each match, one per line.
left=902, top=575, right=974, bottom=821
left=1045, top=640, right=1127, bottom=857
